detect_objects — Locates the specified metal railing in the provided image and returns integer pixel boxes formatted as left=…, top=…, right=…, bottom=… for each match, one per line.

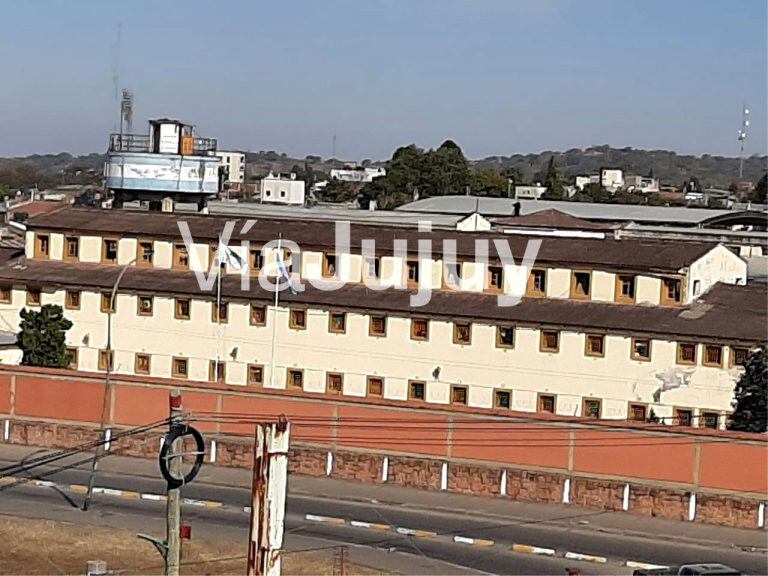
left=108, top=134, right=218, bottom=155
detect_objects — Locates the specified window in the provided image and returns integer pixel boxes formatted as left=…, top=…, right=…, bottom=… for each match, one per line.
left=453, top=322, right=472, bottom=345
left=26, top=287, right=41, bottom=306
left=369, top=315, right=387, bottom=337
left=487, top=266, right=503, bottom=291
left=661, top=278, right=682, bottom=305
left=98, top=349, right=114, bottom=371
left=212, top=302, right=229, bottom=323
left=137, top=295, right=154, bottom=317
left=250, top=304, right=267, bottom=326
left=327, top=372, right=344, bottom=395
left=629, top=403, right=647, bottom=422
left=538, top=394, right=556, bottom=414
left=250, top=248, right=263, bottom=273
left=571, top=271, right=591, bottom=299
left=443, top=262, right=462, bottom=287
left=209, top=360, right=226, bottom=382
left=175, top=298, right=191, bottom=320
left=289, top=309, right=306, bottom=330
left=494, top=390, right=511, bottom=409
left=702, top=412, right=719, bottom=429
left=248, top=364, right=264, bottom=386
left=35, top=234, right=50, bottom=259
left=173, top=243, right=190, bottom=269
left=323, top=254, right=338, bottom=278
left=64, top=236, right=79, bottom=261
left=364, top=257, right=380, bottom=280
left=137, top=240, right=154, bottom=267
left=102, top=238, right=118, bottom=264
left=583, top=398, right=601, bottom=419
left=693, top=280, right=701, bottom=296
left=66, top=347, right=78, bottom=370
left=101, top=292, right=116, bottom=313
left=287, top=368, right=304, bottom=389
left=616, top=275, right=636, bottom=303
left=451, top=385, right=468, bottom=405
left=631, top=338, right=651, bottom=361
left=328, top=312, right=346, bottom=334
left=540, top=330, right=560, bottom=353
left=367, top=376, right=384, bottom=397
left=703, top=345, right=723, bottom=367
left=135, top=353, right=151, bottom=375
left=408, top=380, right=426, bottom=401
left=730, top=346, right=750, bottom=367
left=675, top=408, right=693, bottom=427
left=406, top=260, right=420, bottom=285
left=0, top=285, right=11, bottom=304
left=65, top=290, right=81, bottom=310
left=527, top=268, right=547, bottom=296
left=496, top=325, right=515, bottom=349
left=172, top=357, right=189, bottom=379
left=585, top=334, right=605, bottom=357
left=677, top=342, right=697, bottom=365
left=411, top=318, right=429, bottom=341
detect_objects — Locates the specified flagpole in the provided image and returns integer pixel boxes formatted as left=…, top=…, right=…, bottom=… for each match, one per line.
left=270, top=233, right=282, bottom=387
left=216, top=256, right=222, bottom=378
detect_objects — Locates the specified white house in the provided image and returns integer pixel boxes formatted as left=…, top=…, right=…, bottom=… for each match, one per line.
left=260, top=173, right=306, bottom=205
left=217, top=151, right=246, bottom=184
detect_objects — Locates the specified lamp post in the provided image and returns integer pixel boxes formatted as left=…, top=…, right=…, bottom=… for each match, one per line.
left=83, top=257, right=136, bottom=511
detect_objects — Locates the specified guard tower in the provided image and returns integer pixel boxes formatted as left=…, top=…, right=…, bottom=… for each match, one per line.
left=104, top=119, right=220, bottom=210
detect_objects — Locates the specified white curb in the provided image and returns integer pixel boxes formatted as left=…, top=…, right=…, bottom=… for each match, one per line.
left=565, top=551, right=608, bottom=563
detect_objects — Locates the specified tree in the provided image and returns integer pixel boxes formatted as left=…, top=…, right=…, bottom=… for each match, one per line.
left=470, top=169, right=510, bottom=197
left=750, top=173, right=767, bottom=203
left=17, top=304, right=73, bottom=368
left=542, top=156, right=565, bottom=200
left=728, top=348, right=767, bottom=433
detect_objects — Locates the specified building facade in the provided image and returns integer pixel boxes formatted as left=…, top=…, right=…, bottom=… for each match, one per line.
left=0, top=208, right=761, bottom=430
left=260, top=173, right=306, bottom=205
left=217, top=151, right=246, bottom=185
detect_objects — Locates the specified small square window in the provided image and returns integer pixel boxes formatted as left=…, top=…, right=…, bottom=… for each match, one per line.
left=703, top=345, right=723, bottom=367
left=583, top=398, right=601, bottom=419
left=370, top=315, right=387, bottom=337
left=585, top=334, right=605, bottom=357
left=137, top=295, right=154, bottom=316
left=290, top=309, right=307, bottom=329
left=99, top=349, right=114, bottom=372
left=616, top=275, right=635, bottom=303
left=367, top=376, right=384, bottom=397
left=65, top=290, right=81, bottom=310
left=172, top=357, right=189, bottom=379
left=406, top=260, right=420, bottom=285
left=527, top=268, right=547, bottom=296
left=677, top=343, right=697, bottom=365
left=538, top=394, right=556, bottom=414
left=662, top=278, right=682, bottom=305
left=496, top=326, right=515, bottom=348
left=571, top=271, right=591, bottom=299
left=408, top=380, right=426, bottom=401
left=451, top=386, right=468, bottom=405
left=250, top=248, right=263, bottom=272
left=248, top=364, right=264, bottom=386
left=702, top=412, right=719, bottom=429
left=323, top=254, right=338, bottom=278
left=135, top=353, right=151, bottom=375
left=175, top=298, right=191, bottom=320
left=209, top=360, right=226, bottom=383
left=328, top=312, right=346, bottom=334
left=66, top=347, right=78, bottom=370
left=287, top=369, right=304, bottom=389
left=631, top=338, right=651, bottom=361
left=64, top=236, right=79, bottom=261
left=487, top=266, right=503, bottom=291
left=250, top=304, right=267, bottom=326
left=212, top=302, right=229, bottom=323
left=101, top=292, right=116, bottom=313
left=453, top=322, right=472, bottom=345
left=26, top=287, right=41, bottom=306
left=629, top=403, right=647, bottom=422
left=364, top=257, right=381, bottom=280
left=675, top=408, right=693, bottom=427
left=138, top=240, right=154, bottom=266
left=411, top=318, right=429, bottom=341
left=730, top=346, right=750, bottom=367
left=173, top=243, right=190, bottom=269
left=327, top=372, right=344, bottom=395
left=494, top=390, right=511, bottom=409
left=540, top=330, right=560, bottom=353
left=0, top=285, right=11, bottom=304
left=102, top=238, right=118, bottom=264
left=35, top=234, right=50, bottom=259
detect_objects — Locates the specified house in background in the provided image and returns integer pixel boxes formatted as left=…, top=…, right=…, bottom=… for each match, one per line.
left=260, top=172, right=306, bottom=205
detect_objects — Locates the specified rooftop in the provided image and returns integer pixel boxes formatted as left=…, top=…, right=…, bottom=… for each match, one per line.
left=494, top=209, right=614, bottom=231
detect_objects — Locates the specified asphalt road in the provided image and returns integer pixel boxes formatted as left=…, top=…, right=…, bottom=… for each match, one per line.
left=0, top=456, right=765, bottom=575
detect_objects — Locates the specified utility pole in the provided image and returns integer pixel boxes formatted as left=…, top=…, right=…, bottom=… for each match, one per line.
left=247, top=418, right=291, bottom=576
left=166, top=390, right=183, bottom=576
left=738, top=104, right=750, bottom=180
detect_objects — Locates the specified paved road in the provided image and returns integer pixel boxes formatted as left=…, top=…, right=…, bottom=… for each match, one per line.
left=0, top=454, right=765, bottom=575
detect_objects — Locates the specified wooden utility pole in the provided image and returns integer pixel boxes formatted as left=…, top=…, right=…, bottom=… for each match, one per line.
left=166, top=390, right=183, bottom=576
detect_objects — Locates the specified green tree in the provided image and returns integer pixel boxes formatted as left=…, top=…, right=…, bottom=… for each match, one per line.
left=470, top=169, right=510, bottom=197
left=728, top=348, right=767, bottom=433
left=421, top=140, right=470, bottom=197
left=542, top=156, right=565, bottom=200
left=17, top=304, right=73, bottom=368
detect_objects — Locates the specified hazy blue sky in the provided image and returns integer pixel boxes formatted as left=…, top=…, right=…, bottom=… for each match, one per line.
left=1, top=0, right=766, bottom=159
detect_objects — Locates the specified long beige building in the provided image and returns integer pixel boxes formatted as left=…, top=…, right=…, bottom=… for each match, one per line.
left=0, top=207, right=763, bottom=429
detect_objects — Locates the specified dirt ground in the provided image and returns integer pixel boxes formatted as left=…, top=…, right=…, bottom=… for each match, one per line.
left=0, top=515, right=384, bottom=575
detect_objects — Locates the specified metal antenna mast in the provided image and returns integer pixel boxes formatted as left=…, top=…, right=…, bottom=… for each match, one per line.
left=120, top=89, right=134, bottom=136
left=737, top=104, right=750, bottom=179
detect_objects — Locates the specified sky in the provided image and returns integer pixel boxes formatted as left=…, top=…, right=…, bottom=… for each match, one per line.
left=0, top=0, right=766, bottom=160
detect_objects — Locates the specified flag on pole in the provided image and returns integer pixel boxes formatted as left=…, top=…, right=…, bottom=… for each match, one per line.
left=215, top=240, right=245, bottom=271
left=276, top=247, right=298, bottom=295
